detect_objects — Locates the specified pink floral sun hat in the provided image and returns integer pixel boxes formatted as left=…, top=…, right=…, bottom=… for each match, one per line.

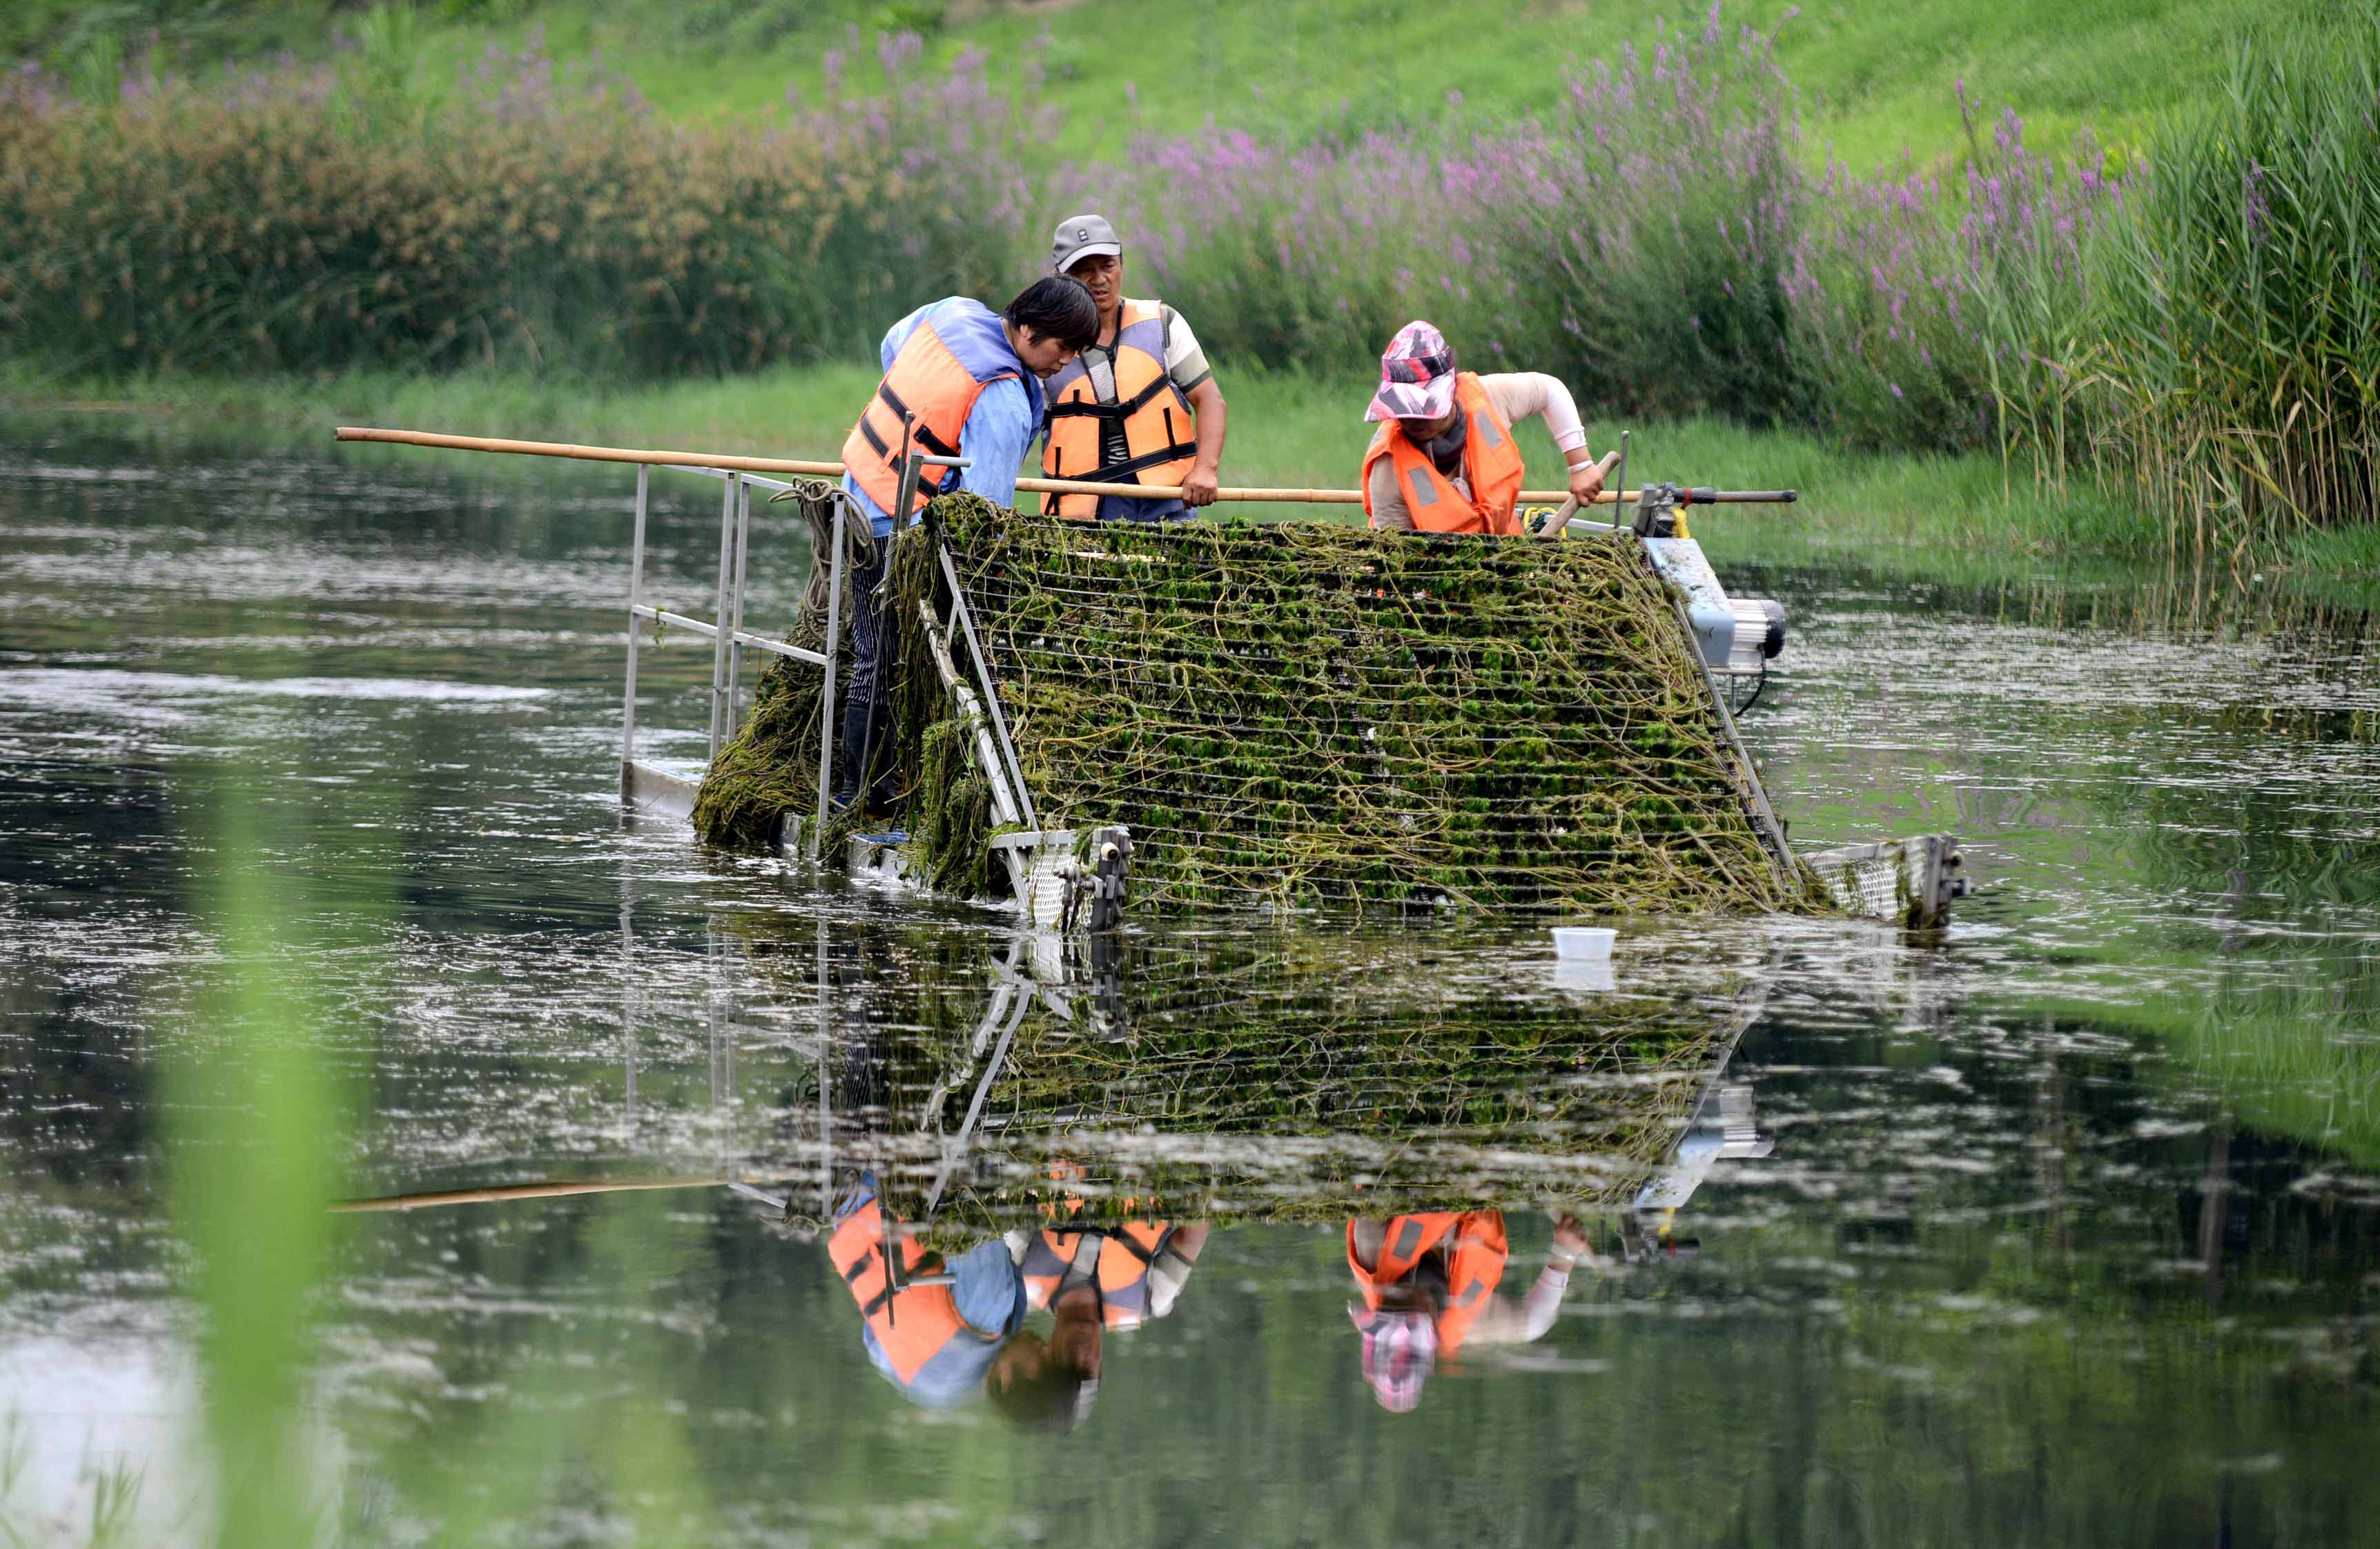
left=1349, top=1303, right=1440, bottom=1412
left=1364, top=320, right=1459, bottom=422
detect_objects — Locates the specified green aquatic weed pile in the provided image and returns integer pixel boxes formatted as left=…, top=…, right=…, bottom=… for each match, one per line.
left=889, top=495, right=1808, bottom=915
left=697, top=491, right=1814, bottom=915
left=691, top=486, right=1001, bottom=892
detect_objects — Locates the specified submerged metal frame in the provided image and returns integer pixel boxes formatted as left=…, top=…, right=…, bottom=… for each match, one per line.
left=619, top=462, right=850, bottom=854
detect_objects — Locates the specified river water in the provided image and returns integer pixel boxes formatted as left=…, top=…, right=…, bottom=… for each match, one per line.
left=3, top=422, right=2377, bottom=1547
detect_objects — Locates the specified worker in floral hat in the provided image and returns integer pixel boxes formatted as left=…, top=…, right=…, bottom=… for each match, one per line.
left=1359, top=320, right=1617, bottom=536
left=1346, top=1209, right=1594, bottom=1411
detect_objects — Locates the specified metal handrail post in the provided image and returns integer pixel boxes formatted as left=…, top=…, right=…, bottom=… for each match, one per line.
left=812, top=499, right=846, bottom=862
left=725, top=476, right=752, bottom=739
left=1609, top=429, right=1632, bottom=535
left=620, top=889, right=638, bottom=1130
left=892, top=449, right=924, bottom=536
left=621, top=466, right=648, bottom=782
left=707, top=474, right=739, bottom=764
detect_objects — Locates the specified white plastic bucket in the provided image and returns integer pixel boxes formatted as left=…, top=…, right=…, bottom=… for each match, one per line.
left=1552, top=926, right=1617, bottom=959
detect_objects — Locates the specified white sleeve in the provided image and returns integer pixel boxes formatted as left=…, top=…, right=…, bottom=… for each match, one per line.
left=1516, top=1265, right=1570, bottom=1342
left=1463, top=1265, right=1574, bottom=1345
left=1481, top=372, right=1588, bottom=454
left=1144, top=1251, right=1196, bottom=1318
left=1161, top=306, right=1198, bottom=371
left=1158, top=305, right=1213, bottom=390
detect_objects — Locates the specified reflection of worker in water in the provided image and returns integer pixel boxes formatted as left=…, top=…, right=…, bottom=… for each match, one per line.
left=828, top=1177, right=1206, bottom=1431
left=997, top=1220, right=1211, bottom=1430
left=1345, top=1210, right=1592, bottom=1412
left=828, top=1173, right=1026, bottom=1409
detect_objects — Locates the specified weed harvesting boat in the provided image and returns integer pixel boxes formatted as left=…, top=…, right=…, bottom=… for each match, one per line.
left=334, top=426, right=1969, bottom=931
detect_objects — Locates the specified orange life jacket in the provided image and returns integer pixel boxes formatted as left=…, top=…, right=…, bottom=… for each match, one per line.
left=1020, top=1222, right=1176, bottom=1330
left=828, top=1206, right=973, bottom=1384
left=1041, top=300, right=1199, bottom=520
left=1346, top=1211, right=1510, bottom=1354
left=842, top=299, right=1028, bottom=517
left=1359, top=371, right=1526, bottom=536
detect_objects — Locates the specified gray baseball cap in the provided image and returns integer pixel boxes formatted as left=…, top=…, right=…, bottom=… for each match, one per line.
left=1051, top=213, right=1122, bottom=274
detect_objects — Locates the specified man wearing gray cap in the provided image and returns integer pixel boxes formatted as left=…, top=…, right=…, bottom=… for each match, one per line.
left=1040, top=214, right=1230, bottom=521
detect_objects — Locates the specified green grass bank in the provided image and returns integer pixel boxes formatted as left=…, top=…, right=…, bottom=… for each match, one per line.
left=7, top=0, right=2342, bottom=171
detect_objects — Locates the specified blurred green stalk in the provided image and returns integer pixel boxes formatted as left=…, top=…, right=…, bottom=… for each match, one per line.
left=166, top=794, right=347, bottom=1549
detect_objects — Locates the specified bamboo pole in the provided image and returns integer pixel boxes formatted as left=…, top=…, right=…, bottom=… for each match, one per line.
left=329, top=1175, right=732, bottom=1214
left=332, top=425, right=1797, bottom=507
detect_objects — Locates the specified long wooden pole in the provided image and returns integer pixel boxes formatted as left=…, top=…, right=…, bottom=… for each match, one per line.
left=330, top=1175, right=732, bottom=1214
left=334, top=425, right=1775, bottom=507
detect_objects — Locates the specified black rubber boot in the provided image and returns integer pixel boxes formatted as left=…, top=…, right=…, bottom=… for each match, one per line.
left=832, top=692, right=878, bottom=814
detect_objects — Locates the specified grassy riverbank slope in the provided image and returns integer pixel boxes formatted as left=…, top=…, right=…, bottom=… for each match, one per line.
left=7, top=0, right=2339, bottom=170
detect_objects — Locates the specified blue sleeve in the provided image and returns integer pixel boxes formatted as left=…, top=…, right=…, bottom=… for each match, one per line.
left=879, top=304, right=926, bottom=373
left=956, top=377, right=1035, bottom=509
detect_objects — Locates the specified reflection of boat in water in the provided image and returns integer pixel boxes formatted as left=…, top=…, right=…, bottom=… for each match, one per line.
left=731, top=916, right=1783, bottom=1242
left=710, top=487, right=1971, bottom=933
left=338, top=916, right=1784, bottom=1249
left=334, top=910, right=1793, bottom=1425
left=752, top=918, right=1788, bottom=1416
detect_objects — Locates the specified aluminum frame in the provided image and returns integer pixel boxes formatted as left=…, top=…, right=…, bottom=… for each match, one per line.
left=618, top=462, right=853, bottom=857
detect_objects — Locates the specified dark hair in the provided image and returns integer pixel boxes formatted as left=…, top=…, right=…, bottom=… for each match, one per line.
left=985, top=1331, right=1094, bottom=1434
left=1005, top=276, right=1099, bottom=351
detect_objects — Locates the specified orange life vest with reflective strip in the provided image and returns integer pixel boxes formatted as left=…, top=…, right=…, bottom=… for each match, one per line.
left=1346, top=1211, right=1509, bottom=1355
left=1359, top=371, right=1526, bottom=536
left=828, top=1207, right=973, bottom=1384
left=1041, top=300, right=1199, bottom=520
left=1020, top=1222, right=1175, bottom=1329
left=842, top=300, right=1026, bottom=516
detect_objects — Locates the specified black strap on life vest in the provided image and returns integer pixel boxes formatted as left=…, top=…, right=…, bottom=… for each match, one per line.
left=1080, top=438, right=1201, bottom=483
left=1106, top=1228, right=1164, bottom=1265
left=875, top=381, right=960, bottom=458
left=1046, top=371, right=1180, bottom=423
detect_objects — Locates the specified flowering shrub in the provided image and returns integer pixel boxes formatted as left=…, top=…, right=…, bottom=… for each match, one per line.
left=1788, top=96, right=2122, bottom=456
left=1491, top=11, right=1806, bottom=424
left=1097, top=11, right=1807, bottom=425
left=0, top=11, right=1879, bottom=411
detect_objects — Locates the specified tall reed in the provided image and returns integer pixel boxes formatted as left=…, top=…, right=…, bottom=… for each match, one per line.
left=1786, top=96, right=2121, bottom=464
left=2069, top=19, right=2380, bottom=547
